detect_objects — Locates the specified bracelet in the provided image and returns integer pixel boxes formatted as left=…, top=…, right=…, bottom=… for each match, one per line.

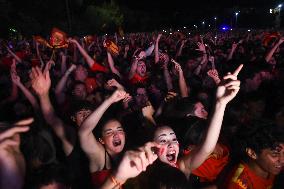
left=110, top=174, right=122, bottom=189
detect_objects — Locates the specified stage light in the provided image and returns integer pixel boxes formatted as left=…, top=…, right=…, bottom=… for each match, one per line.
left=278, top=4, right=282, bottom=8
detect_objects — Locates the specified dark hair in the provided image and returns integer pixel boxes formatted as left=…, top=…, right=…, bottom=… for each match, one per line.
left=28, top=164, right=70, bottom=189
left=234, top=120, right=284, bottom=159
left=69, top=100, right=95, bottom=118
left=147, top=161, right=188, bottom=189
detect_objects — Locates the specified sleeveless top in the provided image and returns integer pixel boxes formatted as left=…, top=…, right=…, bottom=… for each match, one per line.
left=91, top=150, right=113, bottom=188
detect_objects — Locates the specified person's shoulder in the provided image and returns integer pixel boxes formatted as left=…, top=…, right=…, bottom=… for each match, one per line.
left=223, top=163, right=250, bottom=189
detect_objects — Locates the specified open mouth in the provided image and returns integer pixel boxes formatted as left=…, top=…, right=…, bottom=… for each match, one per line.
left=113, top=140, right=121, bottom=147
left=166, top=150, right=176, bottom=163
left=275, top=165, right=282, bottom=170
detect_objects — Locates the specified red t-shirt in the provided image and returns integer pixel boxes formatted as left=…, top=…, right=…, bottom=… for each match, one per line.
left=223, top=162, right=275, bottom=189
left=90, top=61, right=108, bottom=73
left=184, top=144, right=230, bottom=182
left=129, top=73, right=148, bottom=84
left=1, top=51, right=27, bottom=69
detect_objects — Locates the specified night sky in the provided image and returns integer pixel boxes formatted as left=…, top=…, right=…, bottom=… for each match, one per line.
left=0, top=0, right=283, bottom=35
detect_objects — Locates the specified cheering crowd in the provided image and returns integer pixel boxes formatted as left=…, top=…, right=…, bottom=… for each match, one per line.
left=0, top=29, right=283, bottom=189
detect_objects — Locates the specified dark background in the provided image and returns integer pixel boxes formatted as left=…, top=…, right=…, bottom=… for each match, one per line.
left=0, top=0, right=282, bottom=36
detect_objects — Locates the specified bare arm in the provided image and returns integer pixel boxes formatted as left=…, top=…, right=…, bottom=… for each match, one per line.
left=11, top=68, right=39, bottom=110
left=60, top=52, right=67, bottom=75
left=173, top=61, right=189, bottom=98
left=69, top=38, right=94, bottom=68
left=155, top=34, right=162, bottom=63
left=31, top=67, right=74, bottom=156
left=175, top=40, right=186, bottom=58
left=265, top=38, right=284, bottom=63
left=227, top=43, right=238, bottom=61
left=145, top=43, right=154, bottom=57
left=107, top=51, right=122, bottom=78
left=35, top=42, right=44, bottom=68
left=179, top=65, right=243, bottom=176
left=78, top=90, right=128, bottom=172
left=123, top=45, right=129, bottom=59
left=163, top=63, right=173, bottom=91
left=6, top=46, right=21, bottom=63
left=55, top=64, right=77, bottom=104
left=128, top=58, right=138, bottom=80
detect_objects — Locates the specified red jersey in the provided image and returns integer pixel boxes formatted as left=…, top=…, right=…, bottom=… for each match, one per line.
left=184, top=144, right=230, bottom=182
left=129, top=73, right=148, bottom=84
left=223, top=163, right=275, bottom=189
left=90, top=61, right=108, bottom=73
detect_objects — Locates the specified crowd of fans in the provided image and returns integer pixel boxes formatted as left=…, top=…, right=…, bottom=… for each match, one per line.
left=0, top=29, right=283, bottom=189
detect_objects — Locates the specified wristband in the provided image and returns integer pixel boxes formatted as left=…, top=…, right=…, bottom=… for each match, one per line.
left=110, top=174, right=122, bottom=189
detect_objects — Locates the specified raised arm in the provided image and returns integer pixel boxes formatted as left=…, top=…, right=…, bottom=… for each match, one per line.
left=78, top=90, right=128, bottom=171
left=6, top=46, right=21, bottom=63
left=123, top=44, right=129, bottom=59
left=265, top=38, right=284, bottom=63
left=226, top=42, right=238, bottom=61
left=55, top=64, right=77, bottom=104
left=59, top=52, right=67, bottom=75
left=172, top=59, right=189, bottom=97
left=68, top=38, right=94, bottom=68
left=163, top=58, right=173, bottom=92
left=31, top=66, right=74, bottom=156
left=35, top=42, right=44, bottom=68
left=10, top=63, right=39, bottom=110
left=0, top=64, right=18, bottom=107
left=100, top=142, right=159, bottom=189
left=128, top=57, right=138, bottom=80
left=175, top=40, right=186, bottom=58
left=145, top=43, right=154, bottom=57
left=107, top=51, right=122, bottom=78
left=155, top=34, right=162, bottom=63
left=179, top=64, right=243, bottom=175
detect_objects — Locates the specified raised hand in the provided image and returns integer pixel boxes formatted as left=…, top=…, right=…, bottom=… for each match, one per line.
left=30, top=66, right=51, bottom=97
left=43, top=60, right=55, bottom=75
left=113, top=142, right=159, bottom=184
left=142, top=103, right=155, bottom=118
left=216, top=64, right=243, bottom=105
left=10, top=60, right=21, bottom=85
left=67, top=38, right=78, bottom=44
left=164, top=91, right=177, bottom=102
left=207, top=69, right=221, bottom=84
left=0, top=118, right=32, bottom=189
left=125, top=44, right=130, bottom=52
left=196, top=42, right=206, bottom=53
left=171, top=59, right=182, bottom=73
left=107, top=79, right=123, bottom=89
left=231, top=42, right=238, bottom=50
left=109, top=90, right=129, bottom=103
left=157, top=33, right=162, bottom=41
